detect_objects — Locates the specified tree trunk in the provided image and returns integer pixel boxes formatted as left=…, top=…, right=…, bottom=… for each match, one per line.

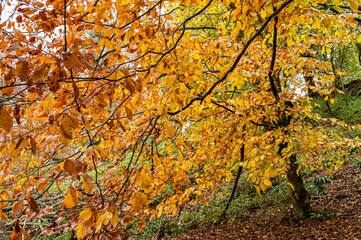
left=279, top=143, right=312, bottom=220
left=304, top=74, right=318, bottom=98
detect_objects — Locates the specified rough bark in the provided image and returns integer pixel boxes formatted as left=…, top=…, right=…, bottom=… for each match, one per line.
left=282, top=145, right=312, bottom=220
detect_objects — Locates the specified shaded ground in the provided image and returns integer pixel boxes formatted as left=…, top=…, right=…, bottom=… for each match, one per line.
left=174, top=161, right=361, bottom=240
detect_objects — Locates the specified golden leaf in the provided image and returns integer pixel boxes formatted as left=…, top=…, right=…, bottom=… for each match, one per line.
left=165, top=122, right=175, bottom=137
left=136, top=172, right=152, bottom=191
left=111, top=211, right=118, bottom=226
left=76, top=224, right=86, bottom=239
left=95, top=211, right=113, bottom=232
left=263, top=178, right=272, bottom=188
left=2, top=86, right=14, bottom=96
left=166, top=75, right=177, bottom=86
left=59, top=125, right=72, bottom=146
left=83, top=174, right=93, bottom=193
left=349, top=0, right=359, bottom=12
left=79, top=208, right=93, bottom=223
left=164, top=15, right=173, bottom=20
left=28, top=92, right=38, bottom=101
left=130, top=191, right=147, bottom=212
left=64, top=187, right=79, bottom=208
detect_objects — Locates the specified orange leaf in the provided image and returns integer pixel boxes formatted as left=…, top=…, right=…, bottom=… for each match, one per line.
left=63, top=159, right=76, bottom=174
left=64, top=52, right=92, bottom=73
left=31, top=63, right=50, bottom=83
left=10, top=220, right=21, bottom=240
left=13, top=29, right=26, bottom=42
left=124, top=79, right=135, bottom=93
left=0, top=209, right=7, bottom=220
left=0, top=105, right=13, bottom=132
left=26, top=195, right=39, bottom=213
left=13, top=105, right=21, bottom=125
left=28, top=92, right=38, bottom=101
left=12, top=199, right=24, bottom=217
left=124, top=106, right=133, bottom=120
left=2, top=85, right=14, bottom=96
left=21, top=228, right=31, bottom=240
left=14, top=61, right=29, bottom=82
left=29, top=136, right=37, bottom=154
left=73, top=80, right=80, bottom=99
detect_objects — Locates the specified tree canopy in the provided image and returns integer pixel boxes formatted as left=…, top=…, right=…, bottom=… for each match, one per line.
left=0, top=0, right=360, bottom=238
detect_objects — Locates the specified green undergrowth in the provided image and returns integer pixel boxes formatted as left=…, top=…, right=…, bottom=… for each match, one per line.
left=312, top=92, right=361, bottom=138
left=131, top=174, right=291, bottom=239
left=133, top=162, right=348, bottom=239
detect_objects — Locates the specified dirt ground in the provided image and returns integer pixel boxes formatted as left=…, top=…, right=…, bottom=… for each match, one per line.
left=175, top=161, right=361, bottom=240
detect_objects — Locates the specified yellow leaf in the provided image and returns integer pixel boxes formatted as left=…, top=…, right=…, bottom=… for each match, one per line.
left=83, top=176, right=92, bottom=193
left=157, top=103, right=167, bottom=117
left=65, top=187, right=78, bottom=208
left=260, top=181, right=266, bottom=191
left=260, top=10, right=267, bottom=19
left=263, top=178, right=272, bottom=188
left=192, top=54, right=201, bottom=61
left=130, top=191, right=147, bottom=212
left=76, top=224, right=86, bottom=239
left=357, top=35, right=361, bottom=43
left=321, top=18, right=331, bottom=30
left=111, top=211, right=118, bottom=226
left=95, top=211, right=113, bottom=232
left=79, top=208, right=93, bottom=223
left=157, top=204, right=163, bottom=218
left=349, top=0, right=359, bottom=12
left=288, top=182, right=295, bottom=190
left=136, top=172, right=152, bottom=191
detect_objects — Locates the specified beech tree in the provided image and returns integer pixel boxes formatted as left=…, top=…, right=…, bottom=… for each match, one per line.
left=0, top=0, right=359, bottom=238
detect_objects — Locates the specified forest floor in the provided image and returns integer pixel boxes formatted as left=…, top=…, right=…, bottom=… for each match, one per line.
left=173, top=161, right=361, bottom=240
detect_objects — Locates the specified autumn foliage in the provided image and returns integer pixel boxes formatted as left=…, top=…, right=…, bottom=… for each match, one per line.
left=0, top=0, right=360, bottom=238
